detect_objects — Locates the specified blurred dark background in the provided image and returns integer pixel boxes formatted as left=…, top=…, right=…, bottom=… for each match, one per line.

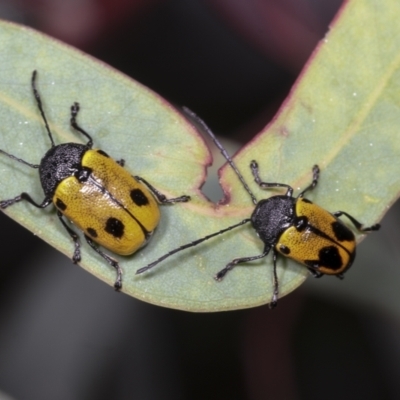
left=1, top=1, right=400, bottom=399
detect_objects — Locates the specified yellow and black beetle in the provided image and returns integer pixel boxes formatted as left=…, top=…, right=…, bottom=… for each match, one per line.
left=137, top=108, right=380, bottom=307
left=0, top=71, right=190, bottom=290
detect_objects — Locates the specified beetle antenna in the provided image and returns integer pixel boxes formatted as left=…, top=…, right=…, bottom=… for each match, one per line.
left=31, top=70, right=55, bottom=147
left=136, top=218, right=251, bottom=274
left=0, top=149, right=39, bottom=169
left=182, top=107, right=258, bottom=206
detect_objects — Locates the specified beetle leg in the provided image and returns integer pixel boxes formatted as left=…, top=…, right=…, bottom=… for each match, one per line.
left=84, top=235, right=123, bottom=290
left=214, top=245, right=281, bottom=308
left=297, top=165, right=320, bottom=198
left=250, top=160, right=294, bottom=197
left=134, top=175, right=190, bottom=204
left=57, top=211, right=81, bottom=263
left=70, top=102, right=94, bottom=148
left=0, top=193, right=52, bottom=209
left=269, top=249, right=280, bottom=309
left=333, top=211, right=380, bottom=232
left=307, top=267, right=323, bottom=278
left=214, top=246, right=271, bottom=281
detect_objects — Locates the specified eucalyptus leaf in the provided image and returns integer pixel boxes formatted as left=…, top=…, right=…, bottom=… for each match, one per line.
left=0, top=0, right=399, bottom=312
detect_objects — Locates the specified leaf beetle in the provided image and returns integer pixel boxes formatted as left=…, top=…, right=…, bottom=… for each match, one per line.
left=0, top=71, right=190, bottom=290
left=136, top=108, right=380, bottom=308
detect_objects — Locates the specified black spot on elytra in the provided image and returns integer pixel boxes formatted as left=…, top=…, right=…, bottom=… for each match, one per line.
left=318, top=245, right=342, bottom=270
left=56, top=198, right=67, bottom=211
left=302, top=198, right=312, bottom=204
left=87, top=227, right=98, bottom=238
left=331, top=221, right=354, bottom=242
left=130, top=188, right=149, bottom=206
left=105, top=217, right=124, bottom=238
left=279, top=244, right=290, bottom=255
left=97, top=149, right=110, bottom=158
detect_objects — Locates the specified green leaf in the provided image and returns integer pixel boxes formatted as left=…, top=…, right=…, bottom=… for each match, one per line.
left=1, top=0, right=399, bottom=312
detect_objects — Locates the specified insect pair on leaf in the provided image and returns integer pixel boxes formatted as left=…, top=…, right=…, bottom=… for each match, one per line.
left=0, top=72, right=379, bottom=307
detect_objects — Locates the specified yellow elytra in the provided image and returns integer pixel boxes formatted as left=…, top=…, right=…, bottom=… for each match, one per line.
left=54, top=149, right=161, bottom=256
left=276, top=197, right=356, bottom=276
